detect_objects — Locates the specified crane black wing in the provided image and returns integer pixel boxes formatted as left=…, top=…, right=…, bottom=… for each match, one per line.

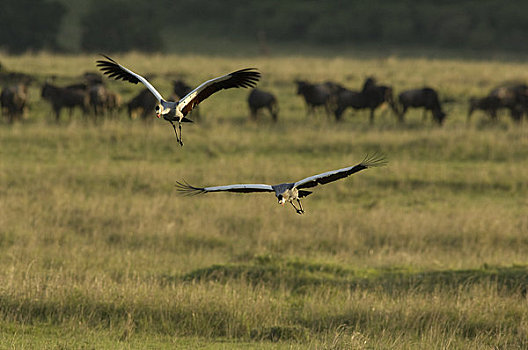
left=96, top=55, right=164, bottom=102
left=294, top=153, right=387, bottom=190
left=175, top=180, right=273, bottom=196
left=178, top=68, right=260, bottom=116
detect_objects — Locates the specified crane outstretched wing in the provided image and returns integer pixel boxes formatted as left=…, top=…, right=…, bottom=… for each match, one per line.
left=177, top=68, right=260, bottom=116
left=294, top=153, right=387, bottom=190
left=175, top=180, right=273, bottom=196
left=96, top=55, right=165, bottom=102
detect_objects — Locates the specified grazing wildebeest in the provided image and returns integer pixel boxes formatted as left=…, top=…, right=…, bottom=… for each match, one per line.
left=88, top=84, right=107, bottom=116
left=333, top=78, right=397, bottom=122
left=398, top=87, right=446, bottom=125
left=1, top=83, right=28, bottom=123
left=106, top=90, right=122, bottom=114
left=360, top=78, right=398, bottom=123
left=87, top=84, right=121, bottom=117
left=295, top=80, right=338, bottom=118
left=467, top=96, right=501, bottom=122
left=41, top=82, right=89, bottom=122
left=334, top=88, right=365, bottom=121
left=247, top=88, right=279, bottom=122
left=488, top=83, right=528, bottom=122
left=127, top=88, right=158, bottom=120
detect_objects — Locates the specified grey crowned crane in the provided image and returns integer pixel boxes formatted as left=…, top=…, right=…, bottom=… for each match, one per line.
left=175, top=153, right=386, bottom=214
left=96, top=55, right=260, bottom=146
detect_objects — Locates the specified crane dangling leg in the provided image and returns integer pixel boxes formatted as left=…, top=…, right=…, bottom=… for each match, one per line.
left=169, top=121, right=183, bottom=146
left=290, top=201, right=304, bottom=215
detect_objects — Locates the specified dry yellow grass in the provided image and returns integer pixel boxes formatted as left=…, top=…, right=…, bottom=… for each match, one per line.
left=0, top=53, right=527, bottom=348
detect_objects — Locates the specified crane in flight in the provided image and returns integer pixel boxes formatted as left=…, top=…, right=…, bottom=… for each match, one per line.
left=97, top=55, right=260, bottom=146
left=176, top=153, right=386, bottom=214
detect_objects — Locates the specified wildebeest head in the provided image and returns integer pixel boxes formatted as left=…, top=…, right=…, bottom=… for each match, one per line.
left=433, top=109, right=447, bottom=125
left=41, top=82, right=53, bottom=99
left=295, top=80, right=310, bottom=95
left=362, top=77, right=377, bottom=92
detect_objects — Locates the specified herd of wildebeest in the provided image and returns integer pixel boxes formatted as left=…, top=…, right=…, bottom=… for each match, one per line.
left=1, top=64, right=528, bottom=125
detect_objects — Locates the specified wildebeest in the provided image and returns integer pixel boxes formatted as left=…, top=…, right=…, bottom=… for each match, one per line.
left=334, top=88, right=365, bottom=121
left=295, top=80, right=342, bottom=118
left=398, top=87, right=446, bottom=125
left=88, top=84, right=122, bottom=118
left=106, top=90, right=122, bottom=114
left=333, top=77, right=397, bottom=122
left=247, top=88, right=279, bottom=122
left=359, top=78, right=397, bottom=123
left=467, top=95, right=501, bottom=122
left=88, top=84, right=107, bottom=116
left=488, top=83, right=528, bottom=122
left=41, top=82, right=89, bottom=122
left=1, top=83, right=29, bottom=123
left=127, top=88, right=158, bottom=120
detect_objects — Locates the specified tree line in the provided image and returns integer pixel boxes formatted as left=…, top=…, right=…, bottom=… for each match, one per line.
left=1, top=0, right=528, bottom=54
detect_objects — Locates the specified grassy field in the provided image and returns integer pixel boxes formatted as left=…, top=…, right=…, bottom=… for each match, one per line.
left=1, top=53, right=528, bottom=349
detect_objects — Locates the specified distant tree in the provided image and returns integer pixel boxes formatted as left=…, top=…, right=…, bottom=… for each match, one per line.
left=80, top=0, right=163, bottom=52
left=0, top=0, right=66, bottom=53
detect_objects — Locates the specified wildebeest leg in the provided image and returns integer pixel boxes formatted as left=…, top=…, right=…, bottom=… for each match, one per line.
left=54, top=106, right=61, bottom=123
left=369, top=108, right=375, bottom=124
left=422, top=109, right=428, bottom=121
left=250, top=107, right=257, bottom=121
left=467, top=106, right=474, bottom=123
left=265, top=106, right=273, bottom=121
left=306, top=104, right=314, bottom=118
left=490, top=109, right=497, bottom=120
left=324, top=103, right=332, bottom=120
left=398, top=106, right=407, bottom=123
left=267, top=105, right=278, bottom=122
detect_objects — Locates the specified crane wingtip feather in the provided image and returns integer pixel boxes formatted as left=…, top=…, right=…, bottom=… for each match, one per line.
left=361, top=152, right=388, bottom=168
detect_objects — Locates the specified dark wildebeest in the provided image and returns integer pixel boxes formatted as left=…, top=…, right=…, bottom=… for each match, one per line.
left=41, top=82, right=89, bottom=122
left=333, top=78, right=397, bottom=122
left=127, top=88, right=158, bottom=120
left=398, top=87, right=446, bottom=125
left=295, top=80, right=342, bottom=118
left=359, top=78, right=398, bottom=123
left=467, top=96, right=501, bottom=122
left=488, top=83, right=528, bottom=122
left=88, top=84, right=107, bottom=116
left=247, top=88, right=279, bottom=122
left=334, top=88, right=365, bottom=121
left=87, top=84, right=121, bottom=118
left=1, top=83, right=29, bottom=123
left=106, top=90, right=121, bottom=114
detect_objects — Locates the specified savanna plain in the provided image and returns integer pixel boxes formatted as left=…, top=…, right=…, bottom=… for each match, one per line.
left=1, top=53, right=528, bottom=349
